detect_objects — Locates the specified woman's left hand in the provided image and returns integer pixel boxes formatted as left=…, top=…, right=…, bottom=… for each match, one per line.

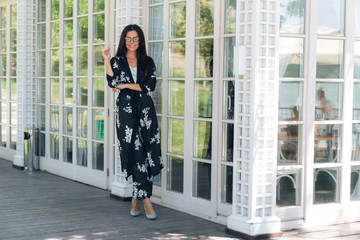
left=116, top=84, right=127, bottom=90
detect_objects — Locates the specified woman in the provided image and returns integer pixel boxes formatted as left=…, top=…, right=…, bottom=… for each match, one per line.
left=102, top=24, right=163, bottom=220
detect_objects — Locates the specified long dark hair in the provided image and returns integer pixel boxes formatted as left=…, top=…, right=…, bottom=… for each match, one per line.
left=116, top=24, right=155, bottom=76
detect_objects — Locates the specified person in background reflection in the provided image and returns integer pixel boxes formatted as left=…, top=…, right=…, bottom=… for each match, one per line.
left=316, top=88, right=332, bottom=120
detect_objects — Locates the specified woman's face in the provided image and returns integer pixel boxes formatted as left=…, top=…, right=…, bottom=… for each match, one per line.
left=125, top=30, right=139, bottom=53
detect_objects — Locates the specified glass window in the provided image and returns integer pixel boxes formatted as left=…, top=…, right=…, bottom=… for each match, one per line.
left=64, top=78, right=73, bottom=104
left=10, top=5, right=16, bottom=27
left=93, top=0, right=105, bottom=12
left=50, top=106, right=59, bottom=132
left=0, top=54, right=6, bottom=76
left=314, top=124, right=341, bottom=163
left=314, top=168, right=339, bottom=204
left=279, top=37, right=304, bottom=78
left=77, top=108, right=88, bottom=138
left=278, top=125, right=302, bottom=165
left=152, top=79, right=162, bottom=114
left=51, top=0, right=60, bottom=20
left=195, top=39, right=213, bottom=78
left=64, top=49, right=73, bottom=76
left=279, top=82, right=303, bottom=121
left=223, top=37, right=235, bottom=78
left=195, top=0, right=214, bottom=37
left=149, top=6, right=163, bottom=40
left=351, top=166, right=360, bottom=201
left=221, top=165, right=233, bottom=203
left=37, top=52, right=46, bottom=77
left=51, top=22, right=60, bottom=47
left=10, top=29, right=16, bottom=51
left=169, top=41, right=185, bottom=78
left=315, top=83, right=342, bottom=120
left=38, top=0, right=46, bottom=22
left=0, top=7, right=6, bottom=28
left=194, top=121, right=212, bottom=159
left=93, top=14, right=105, bottom=43
left=280, top=0, right=305, bottom=34
left=37, top=78, right=46, bottom=104
left=169, top=2, right=186, bottom=38
left=77, top=78, right=88, bottom=106
left=167, top=156, right=184, bottom=193
left=355, top=41, right=360, bottom=79
left=64, top=20, right=73, bottom=46
left=0, top=124, right=6, bottom=147
left=0, top=101, right=6, bottom=123
left=224, top=0, right=236, bottom=34
left=222, top=123, right=234, bottom=162
left=1, top=30, right=6, bottom=53
left=10, top=80, right=16, bottom=100
left=92, top=142, right=104, bottom=170
left=50, top=134, right=59, bottom=159
left=353, top=83, right=360, bottom=120
left=64, top=0, right=73, bottom=18
left=78, top=17, right=88, bottom=45
left=223, top=81, right=235, bottom=120
left=1, top=78, right=6, bottom=100
left=148, top=43, right=163, bottom=77
left=316, top=39, right=343, bottom=78
left=64, top=107, right=73, bottom=135
left=78, top=0, right=88, bottom=15
left=194, top=81, right=212, bottom=118
left=51, top=49, right=60, bottom=76
left=317, top=0, right=345, bottom=36
left=37, top=24, right=46, bottom=49
left=93, top=45, right=104, bottom=75
left=149, top=0, right=163, bottom=4
left=10, top=53, right=16, bottom=76
left=77, top=139, right=87, bottom=166
left=356, top=0, right=360, bottom=37
left=10, top=126, right=16, bottom=149
left=193, top=161, right=211, bottom=200
left=63, top=136, right=73, bottom=163
left=277, top=170, right=301, bottom=206
left=93, top=78, right=104, bottom=107
left=168, top=118, right=184, bottom=155
left=51, top=78, right=60, bottom=104
left=78, top=47, right=88, bottom=76
left=93, top=110, right=104, bottom=140
left=352, top=124, right=360, bottom=161
left=37, top=106, right=46, bottom=131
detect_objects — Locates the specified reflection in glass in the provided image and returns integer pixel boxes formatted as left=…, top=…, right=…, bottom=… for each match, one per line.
left=168, top=118, right=184, bottom=155
left=352, top=124, right=360, bottom=161
left=37, top=78, right=46, bottom=103
left=78, top=78, right=88, bottom=105
left=10, top=102, right=16, bottom=125
left=0, top=7, right=6, bottom=28
left=37, top=106, right=46, bottom=131
left=64, top=107, right=73, bottom=135
left=51, top=50, right=60, bottom=76
left=38, top=0, right=46, bottom=22
left=221, top=165, right=232, bottom=203
left=279, top=37, right=304, bottom=78
left=194, top=81, right=212, bottom=118
left=194, top=121, right=212, bottom=159
left=1, top=30, right=6, bottom=53
left=64, top=0, right=73, bottom=18
left=279, top=82, right=303, bottom=120
left=149, top=43, right=163, bottom=77
left=63, top=137, right=73, bottom=163
left=0, top=101, right=6, bottom=123
left=0, top=79, right=6, bottom=99
left=93, top=110, right=104, bottom=141
left=314, top=124, right=341, bottom=163
left=94, top=46, right=104, bottom=75
left=51, top=22, right=60, bottom=47
left=64, top=49, right=73, bottom=76
left=64, top=78, right=73, bottom=104
left=92, top=142, right=104, bottom=170
left=316, top=39, right=343, bottom=78
left=150, top=0, right=163, bottom=4
left=168, top=80, right=185, bottom=116
left=167, top=156, right=183, bottom=193
left=223, top=37, right=235, bottom=78
left=353, top=83, right=360, bottom=120
left=78, top=47, right=88, bottom=76
left=0, top=54, right=6, bottom=76
left=10, top=53, right=16, bottom=76
left=357, top=1, right=360, bottom=37
left=10, top=4, right=16, bottom=26
left=51, top=0, right=60, bottom=20
left=278, top=125, right=302, bottom=165
left=93, top=78, right=104, bottom=107
left=196, top=0, right=214, bottom=36
left=224, top=0, right=236, bottom=34
left=77, top=108, right=88, bottom=138
left=0, top=124, right=6, bottom=147
left=8, top=78, right=14, bottom=98
left=78, top=17, right=88, bottom=45
left=169, top=41, right=185, bottom=78
left=152, top=79, right=162, bottom=114
left=37, top=24, right=46, bottom=49
left=223, top=81, right=234, bottom=120
left=149, top=6, right=163, bottom=40
left=51, top=78, right=60, bottom=103
left=193, top=161, right=211, bottom=200
left=78, top=0, right=88, bottom=15
left=351, top=166, right=360, bottom=200
left=10, top=126, right=16, bottom=149
left=315, top=83, right=342, bottom=120
left=10, top=29, right=16, bottom=51
left=38, top=51, right=46, bottom=77
left=64, top=20, right=73, bottom=46
left=355, top=41, right=360, bottom=79
left=280, top=0, right=305, bottom=34
left=94, top=0, right=105, bottom=12
left=314, top=168, right=338, bottom=204
left=39, top=132, right=45, bottom=157
left=195, top=39, right=213, bottom=77
left=169, top=2, right=186, bottom=38
left=222, top=123, right=234, bottom=162
left=50, top=106, right=59, bottom=132
left=317, top=0, right=344, bottom=36
left=50, top=134, right=59, bottom=159
left=77, top=139, right=87, bottom=167
left=94, top=14, right=105, bottom=43
left=277, top=170, right=301, bottom=206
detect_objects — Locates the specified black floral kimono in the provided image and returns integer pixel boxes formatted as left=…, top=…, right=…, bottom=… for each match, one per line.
left=106, top=55, right=163, bottom=199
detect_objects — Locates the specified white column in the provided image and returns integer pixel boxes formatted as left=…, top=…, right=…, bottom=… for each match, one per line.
left=13, top=0, right=36, bottom=167
left=226, top=0, right=282, bottom=238
left=110, top=0, right=143, bottom=200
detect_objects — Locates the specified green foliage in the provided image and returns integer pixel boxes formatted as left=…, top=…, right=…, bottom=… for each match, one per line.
left=196, top=0, right=214, bottom=37
left=51, top=0, right=60, bottom=20
left=64, top=0, right=73, bottom=18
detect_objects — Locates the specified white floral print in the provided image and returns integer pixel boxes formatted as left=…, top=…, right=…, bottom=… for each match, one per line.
left=124, top=125, right=133, bottom=143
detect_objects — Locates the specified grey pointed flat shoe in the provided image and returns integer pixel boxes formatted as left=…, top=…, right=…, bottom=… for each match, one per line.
left=130, top=210, right=141, bottom=217
left=146, top=212, right=156, bottom=220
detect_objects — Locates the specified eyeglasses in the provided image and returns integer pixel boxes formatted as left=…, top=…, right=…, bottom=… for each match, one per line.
left=124, top=37, right=140, bottom=42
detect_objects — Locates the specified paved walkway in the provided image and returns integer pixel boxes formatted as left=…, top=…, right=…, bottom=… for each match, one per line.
left=1, top=158, right=360, bottom=240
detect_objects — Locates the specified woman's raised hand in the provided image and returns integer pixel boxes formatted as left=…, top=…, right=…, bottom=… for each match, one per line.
left=102, top=47, right=111, bottom=62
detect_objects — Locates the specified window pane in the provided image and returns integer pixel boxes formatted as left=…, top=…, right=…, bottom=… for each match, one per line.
left=64, top=20, right=73, bottom=46
left=196, top=0, right=214, bottom=36
left=51, top=78, right=60, bottom=103
left=0, top=54, right=6, bottom=76
left=94, top=0, right=105, bottom=12
left=77, top=108, right=88, bottom=138
left=77, top=78, right=88, bottom=106
left=193, top=161, right=211, bottom=200
left=277, top=170, right=301, bottom=207
left=1, top=79, right=6, bottom=99
left=168, top=80, right=184, bottom=116
left=50, top=134, right=59, bottom=159
left=314, top=168, right=338, bottom=204
left=169, top=2, right=186, bottom=38
left=316, top=39, right=343, bottom=78
left=37, top=52, right=46, bottom=77
left=78, top=0, right=88, bottom=15
left=93, top=45, right=104, bottom=75
left=0, top=124, right=6, bottom=147
left=353, top=124, right=360, bottom=161
left=10, top=126, right=16, bottom=150
left=93, top=110, right=104, bottom=140
left=78, top=47, right=88, bottom=76
left=93, top=14, right=104, bottom=43
left=77, top=139, right=87, bottom=166
left=351, top=166, right=360, bottom=200
left=51, top=0, right=60, bottom=20
left=223, top=81, right=235, bottom=120
left=38, top=0, right=46, bottom=22
left=64, top=78, right=73, bottom=104
left=64, top=0, right=73, bottom=18
left=149, top=6, right=163, bottom=40
left=148, top=43, right=163, bottom=77
left=1, top=30, right=6, bottom=52
left=152, top=79, right=162, bottom=114
left=221, top=165, right=232, bottom=203
left=168, top=118, right=184, bottom=155
left=194, top=121, right=212, bottom=159
left=93, top=78, right=104, bottom=107
left=355, top=41, right=360, bottom=79
left=224, top=0, right=236, bottom=34
left=194, top=81, right=212, bottom=118
left=10, top=29, right=16, bottom=51
left=51, top=50, right=60, bottom=76
left=280, top=0, right=305, bottom=34
left=317, top=0, right=345, bottom=36
left=356, top=0, right=360, bottom=37
left=167, top=156, right=183, bottom=193
left=279, top=82, right=303, bottom=120
left=37, top=24, right=46, bottom=49
left=39, top=132, right=45, bottom=157
left=51, top=22, right=60, bottom=47
left=10, top=5, right=16, bottom=27
left=0, top=101, right=6, bottom=123
left=64, top=49, right=73, bottom=76
left=223, top=37, right=235, bottom=78
left=353, top=83, right=360, bottom=120
left=278, top=125, right=302, bottom=165
left=50, top=106, right=59, bottom=132
left=92, top=142, right=104, bottom=170
left=78, top=17, right=88, bottom=45
left=10, top=102, right=16, bottom=125
left=169, top=41, right=185, bottom=77
left=0, top=7, right=6, bottom=28
left=10, top=53, right=16, bottom=76
left=37, top=106, right=46, bottom=131
left=279, top=37, right=304, bottom=78
left=149, top=0, right=163, bottom=4
left=37, top=78, right=46, bottom=103
left=314, top=124, right=341, bottom=163
left=222, top=123, right=234, bottom=162
left=195, top=39, right=213, bottom=78
left=64, top=107, right=73, bottom=135
left=315, top=83, right=342, bottom=120
left=63, top=137, right=73, bottom=163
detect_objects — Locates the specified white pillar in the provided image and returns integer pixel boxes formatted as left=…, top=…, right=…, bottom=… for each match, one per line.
left=110, top=0, right=143, bottom=200
left=13, top=0, right=36, bottom=167
left=226, top=0, right=282, bottom=238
